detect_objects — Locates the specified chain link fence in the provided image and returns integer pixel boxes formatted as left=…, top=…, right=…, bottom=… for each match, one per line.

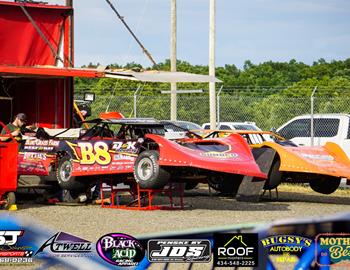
left=78, top=93, right=349, bottom=132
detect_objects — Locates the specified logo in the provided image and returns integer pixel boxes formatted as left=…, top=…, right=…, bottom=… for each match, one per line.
left=148, top=239, right=211, bottom=263
left=214, top=233, right=258, bottom=267
left=261, top=235, right=312, bottom=263
left=35, top=232, right=92, bottom=257
left=316, top=233, right=350, bottom=267
left=200, top=152, right=238, bottom=159
left=96, top=233, right=145, bottom=266
left=0, top=230, right=33, bottom=264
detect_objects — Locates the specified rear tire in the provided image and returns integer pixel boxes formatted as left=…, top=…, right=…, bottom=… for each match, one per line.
left=134, top=150, right=170, bottom=189
left=310, top=177, right=341, bottom=194
left=264, top=160, right=282, bottom=190
left=208, top=174, right=242, bottom=196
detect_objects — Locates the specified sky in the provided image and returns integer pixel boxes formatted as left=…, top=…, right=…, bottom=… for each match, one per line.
left=48, top=0, right=350, bottom=69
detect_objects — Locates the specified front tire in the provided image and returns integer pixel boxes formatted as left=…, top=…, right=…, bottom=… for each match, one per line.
left=56, top=156, right=87, bottom=191
left=264, top=160, right=282, bottom=190
left=134, top=150, right=170, bottom=189
left=310, top=177, right=341, bottom=194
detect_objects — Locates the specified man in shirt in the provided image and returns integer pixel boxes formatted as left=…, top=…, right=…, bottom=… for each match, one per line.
left=0, top=113, right=27, bottom=142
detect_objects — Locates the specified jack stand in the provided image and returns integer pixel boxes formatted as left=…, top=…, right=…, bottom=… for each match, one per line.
left=100, top=181, right=185, bottom=210
left=261, top=187, right=279, bottom=200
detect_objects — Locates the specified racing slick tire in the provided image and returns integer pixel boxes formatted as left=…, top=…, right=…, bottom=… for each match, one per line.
left=208, top=173, right=242, bottom=196
left=56, top=156, right=87, bottom=191
left=134, top=150, right=170, bottom=189
left=264, top=159, right=282, bottom=190
left=309, top=177, right=341, bottom=194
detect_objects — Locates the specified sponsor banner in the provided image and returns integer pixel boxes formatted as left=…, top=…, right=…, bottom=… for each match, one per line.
left=148, top=239, right=211, bottom=263
left=0, top=230, right=34, bottom=265
left=261, top=235, right=312, bottom=264
left=316, top=233, right=350, bottom=267
left=213, top=233, right=258, bottom=267
left=35, top=232, right=92, bottom=257
left=96, top=233, right=145, bottom=267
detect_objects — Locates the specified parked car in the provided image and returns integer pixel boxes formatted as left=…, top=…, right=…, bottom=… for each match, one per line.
left=16, top=117, right=266, bottom=196
left=202, top=121, right=261, bottom=131
left=276, top=114, right=350, bottom=158
left=204, top=129, right=350, bottom=195
left=163, top=120, right=202, bottom=131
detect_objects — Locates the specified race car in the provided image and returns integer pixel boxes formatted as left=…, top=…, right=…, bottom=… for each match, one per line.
left=16, top=117, right=267, bottom=194
left=204, top=130, right=350, bottom=195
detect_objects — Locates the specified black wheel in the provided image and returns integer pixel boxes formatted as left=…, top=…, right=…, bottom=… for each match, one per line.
left=310, top=177, right=341, bottom=194
left=208, top=174, right=242, bottom=196
left=264, top=160, right=282, bottom=190
left=134, top=150, right=170, bottom=189
left=185, top=182, right=199, bottom=190
left=56, top=156, right=87, bottom=191
left=2, top=192, right=16, bottom=210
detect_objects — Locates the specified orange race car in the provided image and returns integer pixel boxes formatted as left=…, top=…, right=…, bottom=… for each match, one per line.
left=203, top=130, right=350, bottom=195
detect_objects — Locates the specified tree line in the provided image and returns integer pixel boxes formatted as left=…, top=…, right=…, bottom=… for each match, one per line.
left=75, top=58, right=350, bottom=128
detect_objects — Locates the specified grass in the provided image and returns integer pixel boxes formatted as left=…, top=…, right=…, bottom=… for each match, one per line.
left=279, top=183, right=350, bottom=196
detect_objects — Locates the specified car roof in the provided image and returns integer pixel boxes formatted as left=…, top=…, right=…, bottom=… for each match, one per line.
left=85, top=118, right=163, bottom=126
left=287, top=113, right=350, bottom=119
left=202, top=122, right=257, bottom=126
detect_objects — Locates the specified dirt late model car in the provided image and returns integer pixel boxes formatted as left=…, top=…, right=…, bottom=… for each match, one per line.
left=16, top=118, right=266, bottom=194
left=204, top=130, right=350, bottom=195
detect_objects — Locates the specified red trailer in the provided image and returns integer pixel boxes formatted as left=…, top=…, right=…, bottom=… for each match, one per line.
left=0, top=122, right=18, bottom=209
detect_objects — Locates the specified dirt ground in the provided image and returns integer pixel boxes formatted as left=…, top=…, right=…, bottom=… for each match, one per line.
left=8, top=184, right=350, bottom=242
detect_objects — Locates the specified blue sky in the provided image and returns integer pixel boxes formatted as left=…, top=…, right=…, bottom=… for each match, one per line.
left=50, top=0, right=350, bottom=69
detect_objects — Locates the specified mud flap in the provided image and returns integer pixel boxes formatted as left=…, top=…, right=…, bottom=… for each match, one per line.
left=236, top=148, right=276, bottom=202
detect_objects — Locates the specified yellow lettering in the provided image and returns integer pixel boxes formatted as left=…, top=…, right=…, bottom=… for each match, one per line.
left=329, top=245, right=342, bottom=259
left=94, top=142, right=111, bottom=165
left=78, top=143, right=95, bottom=165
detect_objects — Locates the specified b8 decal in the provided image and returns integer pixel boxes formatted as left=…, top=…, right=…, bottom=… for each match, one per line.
left=78, top=142, right=111, bottom=165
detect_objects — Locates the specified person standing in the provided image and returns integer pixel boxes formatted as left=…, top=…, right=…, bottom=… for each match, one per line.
left=0, top=113, right=28, bottom=142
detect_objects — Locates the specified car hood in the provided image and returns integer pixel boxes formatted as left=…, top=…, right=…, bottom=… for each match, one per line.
left=259, top=141, right=350, bottom=179
left=145, top=133, right=267, bottom=179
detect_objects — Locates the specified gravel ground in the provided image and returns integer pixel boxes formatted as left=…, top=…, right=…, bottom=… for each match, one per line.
left=9, top=184, right=350, bottom=242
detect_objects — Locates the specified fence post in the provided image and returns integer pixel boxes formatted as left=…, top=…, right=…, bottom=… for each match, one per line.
left=310, top=86, right=318, bottom=146
left=216, top=85, right=223, bottom=127
left=134, top=86, right=141, bottom=118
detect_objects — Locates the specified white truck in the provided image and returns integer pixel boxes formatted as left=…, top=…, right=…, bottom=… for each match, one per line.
left=276, top=114, right=350, bottom=158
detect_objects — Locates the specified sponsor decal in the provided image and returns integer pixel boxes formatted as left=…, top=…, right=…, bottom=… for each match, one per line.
left=23, top=152, right=47, bottom=161
left=316, top=233, right=350, bottom=267
left=200, top=152, right=238, bottom=159
left=25, top=139, right=59, bottom=147
left=147, top=239, right=211, bottom=263
left=96, top=233, right=145, bottom=266
left=67, top=141, right=139, bottom=166
left=214, top=233, right=258, bottom=267
left=35, top=232, right=92, bottom=257
left=0, top=230, right=33, bottom=264
left=112, top=141, right=138, bottom=154
left=299, top=153, right=334, bottom=161
left=261, top=235, right=312, bottom=263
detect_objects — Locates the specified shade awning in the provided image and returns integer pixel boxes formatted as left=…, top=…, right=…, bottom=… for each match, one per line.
left=0, top=65, right=222, bottom=83
left=105, top=70, right=221, bottom=83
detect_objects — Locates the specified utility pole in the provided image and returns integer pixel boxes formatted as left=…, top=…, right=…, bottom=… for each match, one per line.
left=66, top=0, right=74, bottom=67
left=170, top=0, right=177, bottom=121
left=209, top=0, right=216, bottom=129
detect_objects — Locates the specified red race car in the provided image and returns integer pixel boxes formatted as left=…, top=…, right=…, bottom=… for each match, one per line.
left=17, top=118, right=266, bottom=194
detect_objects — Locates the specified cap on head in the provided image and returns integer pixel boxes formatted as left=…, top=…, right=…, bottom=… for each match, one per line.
left=16, top=113, right=27, bottom=122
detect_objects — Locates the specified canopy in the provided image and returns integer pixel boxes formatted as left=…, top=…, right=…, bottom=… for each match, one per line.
left=0, top=66, right=222, bottom=83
